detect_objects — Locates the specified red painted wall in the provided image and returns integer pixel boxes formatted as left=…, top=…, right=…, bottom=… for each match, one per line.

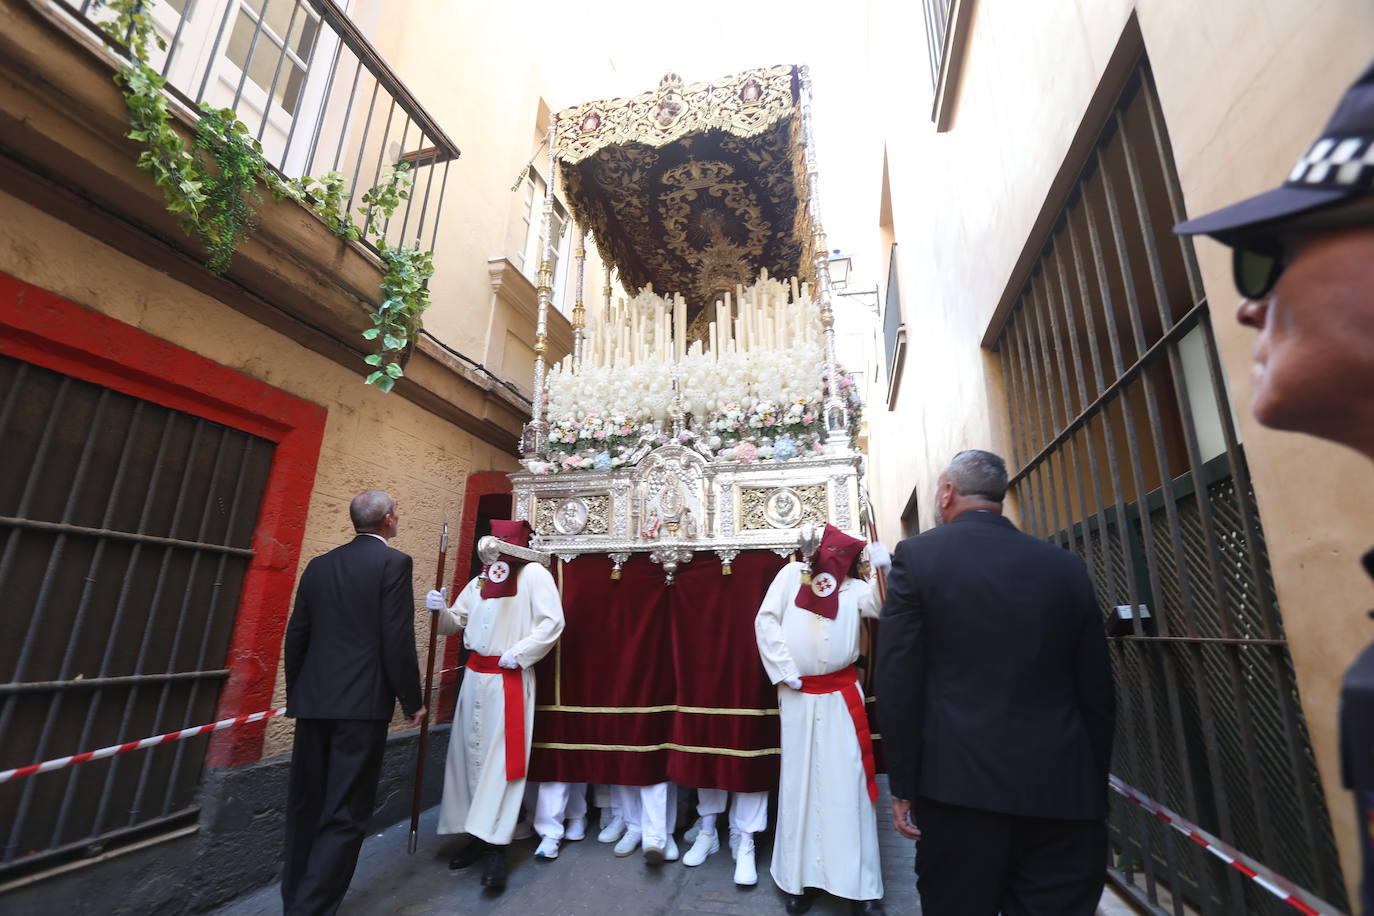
left=0, top=272, right=327, bottom=766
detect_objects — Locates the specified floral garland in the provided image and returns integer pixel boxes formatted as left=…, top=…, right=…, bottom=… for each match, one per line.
left=528, top=381, right=866, bottom=474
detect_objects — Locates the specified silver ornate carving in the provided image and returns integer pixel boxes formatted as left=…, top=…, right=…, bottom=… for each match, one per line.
left=650, top=546, right=694, bottom=584
left=510, top=450, right=862, bottom=560
left=552, top=497, right=589, bottom=535
left=833, top=478, right=852, bottom=530
left=764, top=487, right=803, bottom=528
left=556, top=552, right=579, bottom=565
left=740, top=484, right=826, bottom=530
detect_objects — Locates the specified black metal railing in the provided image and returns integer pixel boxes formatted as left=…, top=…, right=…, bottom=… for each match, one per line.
left=60, top=0, right=459, bottom=257
left=0, top=356, right=274, bottom=880
left=992, top=62, right=1347, bottom=915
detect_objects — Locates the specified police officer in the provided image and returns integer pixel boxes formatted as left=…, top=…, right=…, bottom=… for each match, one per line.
left=1175, top=57, right=1374, bottom=913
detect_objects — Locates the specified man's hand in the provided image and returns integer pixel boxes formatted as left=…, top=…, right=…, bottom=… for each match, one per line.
left=868, top=542, right=893, bottom=572
left=890, top=797, right=921, bottom=840
left=425, top=588, right=447, bottom=611
left=498, top=651, right=519, bottom=670
left=783, top=676, right=803, bottom=690
left=407, top=706, right=428, bottom=729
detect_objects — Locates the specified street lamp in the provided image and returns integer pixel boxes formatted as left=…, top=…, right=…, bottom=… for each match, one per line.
left=827, top=249, right=852, bottom=291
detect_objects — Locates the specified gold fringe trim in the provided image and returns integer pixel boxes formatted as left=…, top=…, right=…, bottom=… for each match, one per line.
left=533, top=741, right=781, bottom=758
left=535, top=704, right=778, bottom=716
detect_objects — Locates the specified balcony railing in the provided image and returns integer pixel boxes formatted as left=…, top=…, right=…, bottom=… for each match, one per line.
left=58, top=0, right=459, bottom=259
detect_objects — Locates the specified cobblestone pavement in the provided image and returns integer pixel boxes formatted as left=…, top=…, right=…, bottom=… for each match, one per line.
left=214, top=778, right=921, bottom=916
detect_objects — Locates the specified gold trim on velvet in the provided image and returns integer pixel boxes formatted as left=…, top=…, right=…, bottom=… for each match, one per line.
left=533, top=741, right=781, bottom=758
left=553, top=67, right=799, bottom=164
left=535, top=704, right=779, bottom=716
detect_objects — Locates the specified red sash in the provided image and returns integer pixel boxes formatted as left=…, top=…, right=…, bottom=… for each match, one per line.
left=466, top=652, right=526, bottom=781
left=799, top=664, right=878, bottom=803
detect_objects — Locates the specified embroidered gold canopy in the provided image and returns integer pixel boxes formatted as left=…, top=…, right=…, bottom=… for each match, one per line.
left=554, top=66, right=813, bottom=316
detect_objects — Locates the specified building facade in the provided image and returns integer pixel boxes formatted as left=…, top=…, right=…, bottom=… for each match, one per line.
left=868, top=1, right=1374, bottom=911
left=0, top=0, right=594, bottom=910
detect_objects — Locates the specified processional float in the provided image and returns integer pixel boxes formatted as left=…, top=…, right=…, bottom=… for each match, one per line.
left=509, top=66, right=874, bottom=793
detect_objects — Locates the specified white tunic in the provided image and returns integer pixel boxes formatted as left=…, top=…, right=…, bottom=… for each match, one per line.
left=436, top=562, right=564, bottom=844
left=755, top=561, right=883, bottom=901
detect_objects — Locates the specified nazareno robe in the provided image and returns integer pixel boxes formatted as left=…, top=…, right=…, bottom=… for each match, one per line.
left=755, top=561, right=884, bottom=901
left=436, top=562, right=564, bottom=844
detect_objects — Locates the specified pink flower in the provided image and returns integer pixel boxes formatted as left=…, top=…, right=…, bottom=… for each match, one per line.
left=593, top=429, right=607, bottom=439
left=802, top=413, right=814, bottom=424
left=735, top=442, right=758, bottom=463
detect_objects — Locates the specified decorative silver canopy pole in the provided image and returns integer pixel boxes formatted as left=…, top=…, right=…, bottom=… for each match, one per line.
left=525, top=121, right=558, bottom=459
left=572, top=229, right=587, bottom=367
left=798, top=66, right=850, bottom=454
left=602, top=263, right=613, bottom=325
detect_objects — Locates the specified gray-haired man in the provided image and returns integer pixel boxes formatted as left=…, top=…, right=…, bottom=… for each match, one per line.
left=877, top=451, right=1114, bottom=916
left=282, top=490, right=426, bottom=915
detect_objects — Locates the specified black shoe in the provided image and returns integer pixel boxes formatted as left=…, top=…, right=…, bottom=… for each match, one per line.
left=785, top=889, right=818, bottom=915
left=850, top=901, right=886, bottom=916
left=448, top=839, right=487, bottom=870
left=480, top=845, right=508, bottom=892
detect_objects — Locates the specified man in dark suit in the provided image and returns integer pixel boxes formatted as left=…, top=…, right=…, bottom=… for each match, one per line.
left=281, top=489, right=426, bottom=916
left=876, top=450, right=1114, bottom=916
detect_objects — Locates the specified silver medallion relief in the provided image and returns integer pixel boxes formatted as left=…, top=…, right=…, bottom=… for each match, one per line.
left=552, top=497, right=589, bottom=535
left=764, top=487, right=804, bottom=529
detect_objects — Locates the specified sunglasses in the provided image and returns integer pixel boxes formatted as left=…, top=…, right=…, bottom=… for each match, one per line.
left=1231, top=198, right=1374, bottom=299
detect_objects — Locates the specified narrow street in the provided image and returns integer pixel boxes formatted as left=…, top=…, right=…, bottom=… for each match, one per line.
left=213, top=783, right=924, bottom=916
left=211, top=780, right=1137, bottom=916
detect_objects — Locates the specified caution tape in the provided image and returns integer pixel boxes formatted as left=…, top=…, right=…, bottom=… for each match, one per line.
left=0, top=664, right=472, bottom=786
left=0, top=707, right=287, bottom=785
left=1109, top=775, right=1337, bottom=915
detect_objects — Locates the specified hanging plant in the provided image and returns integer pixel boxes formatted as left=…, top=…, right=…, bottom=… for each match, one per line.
left=102, top=0, right=435, bottom=389
left=363, top=242, right=434, bottom=392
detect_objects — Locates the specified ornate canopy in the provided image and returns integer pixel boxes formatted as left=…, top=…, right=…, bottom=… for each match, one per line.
left=554, top=66, right=813, bottom=316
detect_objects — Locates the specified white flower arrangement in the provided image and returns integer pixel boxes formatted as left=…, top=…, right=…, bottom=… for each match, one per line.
left=530, top=274, right=861, bottom=474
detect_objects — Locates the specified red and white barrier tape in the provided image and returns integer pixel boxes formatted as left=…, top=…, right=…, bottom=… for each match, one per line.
left=1109, top=775, right=1337, bottom=915
left=0, top=707, right=287, bottom=785
left=0, top=664, right=471, bottom=786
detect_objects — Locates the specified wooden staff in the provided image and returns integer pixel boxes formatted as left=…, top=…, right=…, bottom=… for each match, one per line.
left=408, top=513, right=449, bottom=854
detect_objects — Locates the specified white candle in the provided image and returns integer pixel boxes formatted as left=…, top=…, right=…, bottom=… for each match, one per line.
left=670, top=295, right=681, bottom=362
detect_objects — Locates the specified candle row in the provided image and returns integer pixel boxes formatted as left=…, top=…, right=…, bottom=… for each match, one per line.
left=567, top=273, right=818, bottom=373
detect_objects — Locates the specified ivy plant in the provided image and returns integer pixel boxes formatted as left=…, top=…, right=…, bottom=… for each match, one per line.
left=363, top=242, right=435, bottom=392
left=103, top=0, right=435, bottom=390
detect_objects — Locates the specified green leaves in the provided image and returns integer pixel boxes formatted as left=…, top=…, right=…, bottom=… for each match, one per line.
left=110, top=5, right=434, bottom=393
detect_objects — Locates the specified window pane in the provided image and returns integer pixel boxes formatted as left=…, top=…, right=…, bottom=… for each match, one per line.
left=260, top=0, right=295, bottom=42
left=280, top=62, right=306, bottom=114
left=226, top=10, right=306, bottom=115
left=289, top=12, right=319, bottom=60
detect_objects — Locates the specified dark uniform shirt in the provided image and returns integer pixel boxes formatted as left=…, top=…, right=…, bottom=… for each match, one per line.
left=1340, top=548, right=1374, bottom=915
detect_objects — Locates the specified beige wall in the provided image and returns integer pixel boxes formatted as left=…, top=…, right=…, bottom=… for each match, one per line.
left=868, top=0, right=1374, bottom=899
left=356, top=0, right=609, bottom=377
left=0, top=190, right=518, bottom=757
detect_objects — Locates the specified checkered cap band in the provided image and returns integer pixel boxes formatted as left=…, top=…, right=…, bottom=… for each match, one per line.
left=1287, top=135, right=1374, bottom=189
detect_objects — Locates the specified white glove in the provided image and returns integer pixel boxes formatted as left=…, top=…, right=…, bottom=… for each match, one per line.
left=499, top=651, right=519, bottom=670
left=868, top=542, right=892, bottom=572
left=425, top=588, right=447, bottom=611
left=783, top=676, right=803, bottom=690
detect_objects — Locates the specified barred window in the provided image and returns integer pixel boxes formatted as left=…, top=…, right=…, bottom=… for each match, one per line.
left=991, top=61, right=1346, bottom=914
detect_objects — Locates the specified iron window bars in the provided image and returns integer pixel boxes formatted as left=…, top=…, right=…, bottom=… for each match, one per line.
left=991, top=63, right=1346, bottom=915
